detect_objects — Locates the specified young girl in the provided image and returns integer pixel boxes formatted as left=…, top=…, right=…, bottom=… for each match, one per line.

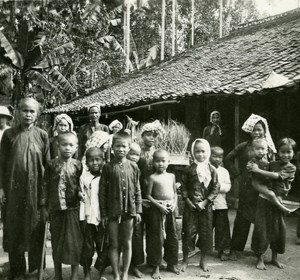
left=0, top=98, right=50, bottom=278
left=181, top=139, right=220, bottom=272
left=50, top=113, right=77, bottom=159
left=249, top=138, right=296, bottom=270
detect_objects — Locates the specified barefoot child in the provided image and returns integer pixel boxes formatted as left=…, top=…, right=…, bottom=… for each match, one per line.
left=181, top=139, right=220, bottom=272
left=0, top=98, right=50, bottom=279
left=80, top=147, right=109, bottom=280
left=146, top=149, right=179, bottom=279
left=210, top=147, right=231, bottom=261
left=41, top=132, right=83, bottom=280
left=100, top=130, right=142, bottom=280
left=250, top=138, right=296, bottom=270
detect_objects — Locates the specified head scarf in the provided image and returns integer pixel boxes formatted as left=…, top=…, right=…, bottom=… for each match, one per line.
left=191, top=138, right=212, bottom=188
left=85, top=130, right=110, bottom=151
left=87, top=103, right=101, bottom=112
left=242, top=113, right=276, bottom=153
left=109, top=120, right=123, bottom=131
left=141, top=120, right=165, bottom=137
left=53, top=114, right=75, bottom=136
left=209, top=111, right=222, bottom=136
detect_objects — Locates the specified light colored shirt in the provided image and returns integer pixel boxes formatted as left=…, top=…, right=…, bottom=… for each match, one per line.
left=80, top=171, right=101, bottom=225
left=214, top=166, right=231, bottom=210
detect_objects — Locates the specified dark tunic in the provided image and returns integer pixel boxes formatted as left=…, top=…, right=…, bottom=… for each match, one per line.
left=202, top=125, right=222, bottom=147
left=181, top=163, right=220, bottom=254
left=78, top=123, right=109, bottom=159
left=0, top=125, right=50, bottom=253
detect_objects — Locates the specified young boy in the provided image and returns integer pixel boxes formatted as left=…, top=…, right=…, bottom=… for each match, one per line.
left=210, top=147, right=231, bottom=261
left=80, top=147, right=109, bottom=280
left=100, top=130, right=142, bottom=280
left=146, top=149, right=179, bottom=279
left=127, top=142, right=141, bottom=163
left=41, top=132, right=83, bottom=280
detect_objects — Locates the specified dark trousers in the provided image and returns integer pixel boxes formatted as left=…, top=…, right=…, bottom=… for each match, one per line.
left=146, top=206, right=178, bottom=266
left=230, top=210, right=254, bottom=252
left=213, top=209, right=231, bottom=252
left=80, top=222, right=110, bottom=273
left=9, top=251, right=26, bottom=277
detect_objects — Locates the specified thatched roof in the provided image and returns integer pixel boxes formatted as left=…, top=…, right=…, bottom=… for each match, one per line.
left=45, top=9, right=300, bottom=114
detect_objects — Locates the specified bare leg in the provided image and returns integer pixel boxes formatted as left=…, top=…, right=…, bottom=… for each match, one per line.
left=54, top=261, right=62, bottom=280
left=167, top=264, right=180, bottom=275
left=130, top=264, right=143, bottom=278
left=256, top=254, right=266, bottom=270
left=109, top=221, right=121, bottom=280
left=120, top=218, right=134, bottom=280
left=84, top=269, right=91, bottom=280
left=229, top=249, right=237, bottom=261
left=151, top=266, right=161, bottom=279
left=199, top=252, right=209, bottom=272
left=71, top=265, right=79, bottom=280
left=181, top=252, right=189, bottom=272
left=271, top=250, right=284, bottom=269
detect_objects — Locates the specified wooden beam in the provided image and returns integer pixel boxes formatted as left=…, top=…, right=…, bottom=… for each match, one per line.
left=125, top=1, right=131, bottom=73
left=161, top=0, right=166, bottom=61
left=219, top=0, right=223, bottom=38
left=172, top=0, right=176, bottom=57
left=191, top=0, right=195, bottom=46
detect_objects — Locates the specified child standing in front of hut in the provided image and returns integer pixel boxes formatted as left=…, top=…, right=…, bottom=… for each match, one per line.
left=181, top=139, right=220, bottom=272
left=100, top=130, right=142, bottom=280
left=210, top=147, right=232, bottom=261
left=41, top=132, right=83, bottom=280
left=146, top=149, right=179, bottom=279
left=80, top=147, right=109, bottom=280
left=127, top=142, right=141, bottom=163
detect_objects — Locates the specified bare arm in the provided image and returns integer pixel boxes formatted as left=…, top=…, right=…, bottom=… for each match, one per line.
left=249, top=162, right=280, bottom=180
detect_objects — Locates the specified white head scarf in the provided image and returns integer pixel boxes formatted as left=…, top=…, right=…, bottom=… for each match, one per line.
left=191, top=138, right=212, bottom=188
left=109, top=120, right=123, bottom=131
left=209, top=111, right=222, bottom=136
left=242, top=113, right=276, bottom=153
left=140, top=120, right=165, bottom=137
left=53, top=114, right=75, bottom=136
left=87, top=103, right=101, bottom=112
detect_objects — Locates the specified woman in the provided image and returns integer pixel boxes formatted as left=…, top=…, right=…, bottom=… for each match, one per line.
left=203, top=111, right=222, bottom=147
left=224, top=113, right=276, bottom=260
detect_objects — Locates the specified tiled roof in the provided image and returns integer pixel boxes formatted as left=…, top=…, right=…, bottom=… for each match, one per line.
left=45, top=9, right=300, bottom=114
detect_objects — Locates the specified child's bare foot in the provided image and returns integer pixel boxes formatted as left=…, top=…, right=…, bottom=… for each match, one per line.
left=199, top=261, right=209, bottom=272
left=271, top=259, right=284, bottom=269
left=130, top=265, right=143, bottom=278
left=218, top=251, right=229, bottom=261
left=256, top=255, right=266, bottom=270
left=151, top=266, right=161, bottom=279
left=181, top=261, right=188, bottom=272
left=121, top=272, right=129, bottom=280
left=167, top=264, right=180, bottom=275
left=114, top=275, right=120, bottom=280
left=229, top=250, right=237, bottom=261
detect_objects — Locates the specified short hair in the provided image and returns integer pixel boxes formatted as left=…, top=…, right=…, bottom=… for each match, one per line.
left=57, top=132, right=78, bottom=143
left=153, top=149, right=169, bottom=160
left=18, top=97, right=41, bottom=113
left=86, top=147, right=103, bottom=160
left=211, top=146, right=224, bottom=155
left=129, top=142, right=141, bottom=154
left=277, top=138, right=297, bottom=152
left=252, top=137, right=268, bottom=147
left=112, top=130, right=131, bottom=145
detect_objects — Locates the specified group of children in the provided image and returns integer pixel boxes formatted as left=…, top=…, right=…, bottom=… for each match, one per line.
left=0, top=98, right=298, bottom=280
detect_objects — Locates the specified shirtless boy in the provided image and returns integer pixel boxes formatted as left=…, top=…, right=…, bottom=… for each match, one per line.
left=146, top=149, right=179, bottom=279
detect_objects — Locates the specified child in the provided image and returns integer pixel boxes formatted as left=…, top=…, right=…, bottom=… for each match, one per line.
left=0, top=98, right=50, bottom=279
left=247, top=138, right=290, bottom=213
left=146, top=149, right=179, bottom=279
left=41, top=132, right=83, bottom=280
left=210, top=147, right=231, bottom=261
left=80, top=147, right=109, bottom=280
left=50, top=113, right=77, bottom=159
left=0, top=105, right=13, bottom=142
left=127, top=142, right=141, bottom=163
left=249, top=138, right=296, bottom=270
left=99, top=130, right=142, bottom=280
left=181, top=139, right=220, bottom=272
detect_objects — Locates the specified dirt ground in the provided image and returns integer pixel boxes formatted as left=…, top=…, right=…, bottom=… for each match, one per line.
left=0, top=209, right=299, bottom=280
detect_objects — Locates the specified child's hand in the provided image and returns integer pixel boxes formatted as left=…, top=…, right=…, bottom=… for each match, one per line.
left=247, top=162, right=259, bottom=172
left=135, top=214, right=142, bottom=224
left=175, top=182, right=181, bottom=190
left=158, top=203, right=169, bottom=214
left=196, top=200, right=208, bottom=211
left=0, top=189, right=6, bottom=205
left=169, top=202, right=176, bottom=212
left=186, top=198, right=196, bottom=211
left=102, top=216, right=108, bottom=228
left=78, top=191, right=85, bottom=202
left=142, top=199, right=151, bottom=208
left=40, top=206, right=48, bottom=223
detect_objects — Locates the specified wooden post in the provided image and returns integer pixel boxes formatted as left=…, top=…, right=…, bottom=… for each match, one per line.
left=219, top=0, right=223, bottom=38
left=233, top=96, right=240, bottom=208
left=123, top=7, right=127, bottom=54
left=191, top=0, right=195, bottom=46
left=161, top=0, right=166, bottom=61
left=125, top=1, right=131, bottom=73
left=172, top=0, right=176, bottom=57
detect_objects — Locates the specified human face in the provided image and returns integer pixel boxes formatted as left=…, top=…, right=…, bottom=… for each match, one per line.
left=210, top=150, right=223, bottom=168
left=0, top=116, right=9, bottom=129
left=142, top=131, right=157, bottom=148
left=211, top=113, right=220, bottom=125
left=56, top=119, right=70, bottom=134
left=112, top=138, right=130, bottom=160
left=127, top=149, right=140, bottom=163
left=89, top=107, right=100, bottom=122
left=87, top=152, right=103, bottom=173
left=58, top=136, right=78, bottom=159
left=19, top=103, right=38, bottom=127
left=193, top=142, right=209, bottom=162
left=251, top=123, right=265, bottom=139
left=112, top=123, right=122, bottom=134
left=252, top=142, right=268, bottom=159
left=278, top=144, right=294, bottom=164
left=153, top=153, right=169, bottom=173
